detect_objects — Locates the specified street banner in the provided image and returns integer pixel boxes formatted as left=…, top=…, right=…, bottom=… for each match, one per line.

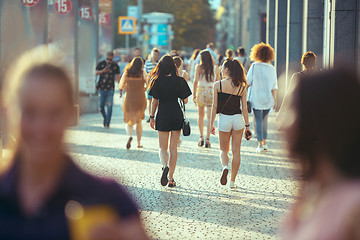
left=78, top=0, right=98, bottom=94
left=99, top=0, right=113, bottom=59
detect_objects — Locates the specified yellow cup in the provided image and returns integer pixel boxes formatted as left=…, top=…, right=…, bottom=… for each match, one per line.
left=65, top=201, right=117, bottom=240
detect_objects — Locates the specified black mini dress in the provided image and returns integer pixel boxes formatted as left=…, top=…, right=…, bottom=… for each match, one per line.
left=149, top=75, right=192, bottom=131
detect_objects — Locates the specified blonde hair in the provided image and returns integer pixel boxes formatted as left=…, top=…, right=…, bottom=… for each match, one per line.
left=2, top=45, right=73, bottom=161
left=250, top=42, right=275, bottom=63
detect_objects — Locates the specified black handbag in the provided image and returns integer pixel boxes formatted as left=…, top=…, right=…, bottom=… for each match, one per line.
left=247, top=101, right=252, bottom=114
left=180, top=99, right=191, bottom=136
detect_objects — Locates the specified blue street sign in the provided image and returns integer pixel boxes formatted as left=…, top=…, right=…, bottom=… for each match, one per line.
left=119, top=17, right=136, bottom=35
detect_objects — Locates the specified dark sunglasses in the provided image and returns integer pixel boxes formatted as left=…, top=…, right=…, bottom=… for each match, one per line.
left=106, top=58, right=113, bottom=61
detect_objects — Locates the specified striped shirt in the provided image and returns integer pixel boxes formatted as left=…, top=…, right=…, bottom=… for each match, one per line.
left=144, top=60, right=158, bottom=74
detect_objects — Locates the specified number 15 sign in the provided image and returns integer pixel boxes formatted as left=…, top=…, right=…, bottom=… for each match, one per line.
left=55, top=0, right=72, bottom=15
left=20, top=0, right=39, bottom=7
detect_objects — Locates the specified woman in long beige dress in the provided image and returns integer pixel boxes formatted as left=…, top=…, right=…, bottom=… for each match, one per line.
left=119, top=57, right=148, bottom=149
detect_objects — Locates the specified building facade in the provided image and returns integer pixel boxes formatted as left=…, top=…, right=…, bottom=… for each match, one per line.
left=216, top=0, right=267, bottom=55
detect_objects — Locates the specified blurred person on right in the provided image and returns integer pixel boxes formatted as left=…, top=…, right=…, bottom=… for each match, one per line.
left=281, top=68, right=360, bottom=240
left=247, top=43, right=278, bottom=153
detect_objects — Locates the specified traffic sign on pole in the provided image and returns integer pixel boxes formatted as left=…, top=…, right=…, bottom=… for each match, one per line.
left=118, top=17, right=136, bottom=35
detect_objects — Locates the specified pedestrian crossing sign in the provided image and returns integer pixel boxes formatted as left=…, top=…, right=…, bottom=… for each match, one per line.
left=118, top=17, right=137, bottom=35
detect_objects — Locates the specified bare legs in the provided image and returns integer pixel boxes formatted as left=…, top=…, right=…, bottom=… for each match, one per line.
left=219, top=129, right=244, bottom=184
left=230, top=130, right=243, bottom=182
left=198, top=106, right=212, bottom=145
left=158, top=131, right=181, bottom=181
left=125, top=120, right=143, bottom=147
left=147, top=98, right=152, bottom=121
left=198, top=106, right=205, bottom=138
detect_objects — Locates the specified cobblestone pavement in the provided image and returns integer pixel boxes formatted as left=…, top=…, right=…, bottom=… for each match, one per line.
left=66, top=90, right=300, bottom=240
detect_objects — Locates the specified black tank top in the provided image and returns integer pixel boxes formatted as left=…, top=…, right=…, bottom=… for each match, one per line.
left=216, top=81, right=243, bottom=115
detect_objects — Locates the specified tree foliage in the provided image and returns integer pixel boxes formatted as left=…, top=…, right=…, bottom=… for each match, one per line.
left=129, top=0, right=216, bottom=49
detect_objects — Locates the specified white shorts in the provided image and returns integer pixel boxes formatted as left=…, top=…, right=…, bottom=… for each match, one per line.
left=218, top=114, right=245, bottom=132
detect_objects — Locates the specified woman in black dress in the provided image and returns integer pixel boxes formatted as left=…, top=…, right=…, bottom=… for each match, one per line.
left=149, top=55, right=192, bottom=187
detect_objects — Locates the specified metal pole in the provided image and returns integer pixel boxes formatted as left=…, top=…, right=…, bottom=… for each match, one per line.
left=126, top=34, right=130, bottom=50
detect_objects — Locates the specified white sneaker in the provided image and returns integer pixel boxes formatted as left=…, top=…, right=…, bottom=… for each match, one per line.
left=229, top=181, right=237, bottom=189
left=263, top=144, right=268, bottom=151
left=256, top=146, right=266, bottom=153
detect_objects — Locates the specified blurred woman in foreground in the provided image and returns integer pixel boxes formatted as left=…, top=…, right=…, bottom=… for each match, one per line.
left=0, top=47, right=148, bottom=240
left=282, top=69, right=360, bottom=239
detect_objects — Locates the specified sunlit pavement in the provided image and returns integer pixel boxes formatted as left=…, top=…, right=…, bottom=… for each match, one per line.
left=66, top=89, right=300, bottom=240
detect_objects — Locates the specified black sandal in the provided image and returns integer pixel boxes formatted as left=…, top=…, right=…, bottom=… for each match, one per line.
left=198, top=136, right=204, bottom=147
left=168, top=179, right=176, bottom=187
left=126, top=137, right=133, bottom=149
left=161, top=166, right=169, bottom=186
left=205, top=138, right=211, bottom=148
left=220, top=168, right=229, bottom=185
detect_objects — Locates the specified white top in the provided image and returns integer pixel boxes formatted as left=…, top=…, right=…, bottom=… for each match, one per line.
left=247, top=62, right=278, bottom=110
left=198, top=65, right=217, bottom=87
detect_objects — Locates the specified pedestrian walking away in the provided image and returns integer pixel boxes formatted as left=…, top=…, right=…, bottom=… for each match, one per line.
left=210, top=59, right=252, bottom=189
left=119, top=57, right=148, bottom=149
left=220, top=48, right=235, bottom=66
left=235, top=47, right=251, bottom=73
left=193, top=50, right=221, bottom=148
left=96, top=51, right=121, bottom=128
left=145, top=48, right=161, bottom=123
left=173, top=56, right=190, bottom=82
left=0, top=48, right=148, bottom=240
left=148, top=55, right=192, bottom=188
left=247, top=43, right=278, bottom=153
left=187, top=49, right=201, bottom=82
left=195, top=42, right=219, bottom=65
left=277, top=51, right=317, bottom=122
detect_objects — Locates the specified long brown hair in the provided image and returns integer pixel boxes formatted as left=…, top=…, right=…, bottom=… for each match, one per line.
left=125, top=57, right=144, bottom=78
left=199, top=50, right=214, bottom=82
left=148, top=55, right=177, bottom=89
left=223, top=59, right=247, bottom=87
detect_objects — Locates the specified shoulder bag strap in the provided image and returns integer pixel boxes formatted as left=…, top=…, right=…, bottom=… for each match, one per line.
left=179, top=99, right=186, bottom=119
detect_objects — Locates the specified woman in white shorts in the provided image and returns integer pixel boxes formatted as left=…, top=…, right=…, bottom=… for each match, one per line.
left=210, top=59, right=252, bottom=188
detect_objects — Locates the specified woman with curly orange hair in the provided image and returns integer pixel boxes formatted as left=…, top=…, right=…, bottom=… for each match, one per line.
left=247, top=43, right=278, bottom=153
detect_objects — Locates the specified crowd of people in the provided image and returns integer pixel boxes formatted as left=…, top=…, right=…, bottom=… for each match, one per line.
left=1, top=40, right=360, bottom=239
